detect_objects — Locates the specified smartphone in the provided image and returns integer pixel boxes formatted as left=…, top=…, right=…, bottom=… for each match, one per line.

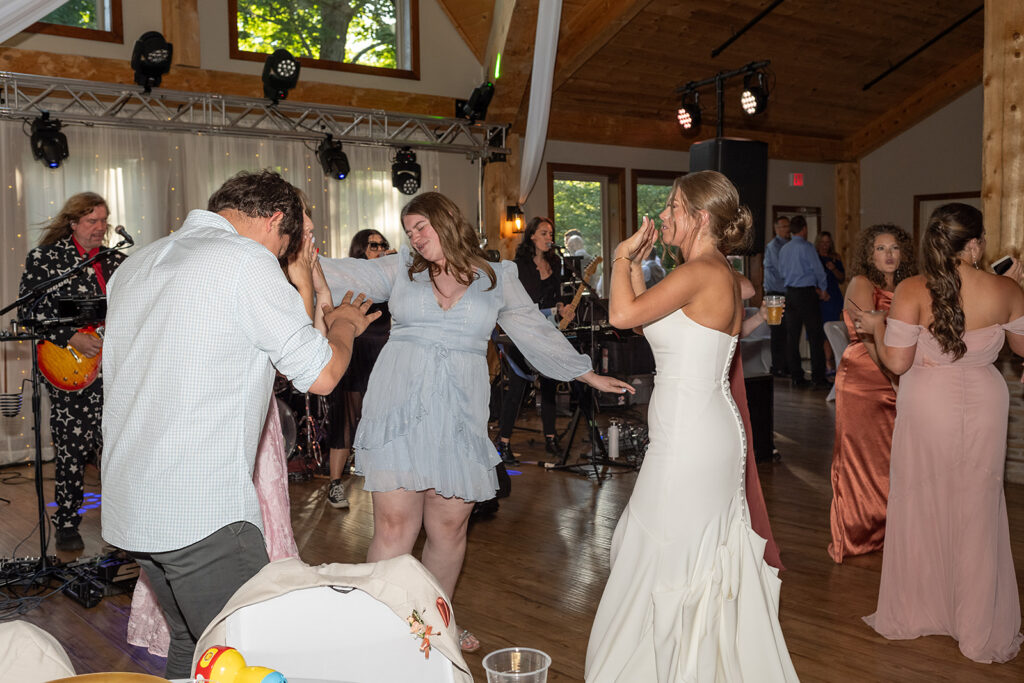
left=992, top=255, right=1013, bottom=275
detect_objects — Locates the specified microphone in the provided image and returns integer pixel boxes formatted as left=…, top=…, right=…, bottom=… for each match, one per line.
left=114, top=225, right=134, bottom=247
left=549, top=243, right=566, bottom=253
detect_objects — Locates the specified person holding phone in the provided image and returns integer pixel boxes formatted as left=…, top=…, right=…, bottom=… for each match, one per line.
left=827, top=224, right=914, bottom=563
left=857, top=203, right=1024, bottom=663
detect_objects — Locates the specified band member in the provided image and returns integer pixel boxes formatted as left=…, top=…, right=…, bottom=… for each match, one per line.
left=18, top=193, right=126, bottom=552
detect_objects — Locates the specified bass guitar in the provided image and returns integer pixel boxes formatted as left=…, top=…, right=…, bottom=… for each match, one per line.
left=558, top=256, right=603, bottom=331
left=37, top=326, right=103, bottom=391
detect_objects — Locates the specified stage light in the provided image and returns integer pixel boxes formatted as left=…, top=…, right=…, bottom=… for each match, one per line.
left=30, top=113, right=69, bottom=169
left=262, top=49, right=301, bottom=103
left=392, top=147, right=421, bottom=195
left=456, top=81, right=495, bottom=122
left=740, top=71, right=769, bottom=116
left=316, top=136, right=349, bottom=180
left=676, top=90, right=701, bottom=132
left=131, top=31, right=173, bottom=93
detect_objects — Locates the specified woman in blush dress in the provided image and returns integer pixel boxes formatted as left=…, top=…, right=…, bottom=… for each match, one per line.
left=858, top=203, right=1024, bottom=663
left=319, top=192, right=632, bottom=653
left=828, top=224, right=914, bottom=563
left=587, top=171, right=798, bottom=682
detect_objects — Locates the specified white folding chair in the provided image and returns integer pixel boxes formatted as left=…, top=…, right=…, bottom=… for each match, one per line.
left=823, top=320, right=851, bottom=402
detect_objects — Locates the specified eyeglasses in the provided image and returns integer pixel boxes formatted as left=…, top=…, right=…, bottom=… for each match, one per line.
left=367, top=241, right=389, bottom=251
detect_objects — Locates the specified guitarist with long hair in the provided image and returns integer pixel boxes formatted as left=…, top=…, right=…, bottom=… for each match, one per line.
left=494, top=217, right=578, bottom=463
left=18, top=192, right=126, bottom=552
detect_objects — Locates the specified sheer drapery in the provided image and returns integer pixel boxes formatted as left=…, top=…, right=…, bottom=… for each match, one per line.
left=0, top=0, right=67, bottom=43
left=0, top=119, right=439, bottom=463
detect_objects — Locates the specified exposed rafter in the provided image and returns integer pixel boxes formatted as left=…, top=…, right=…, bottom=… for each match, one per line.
left=552, top=0, right=653, bottom=92
left=0, top=72, right=508, bottom=159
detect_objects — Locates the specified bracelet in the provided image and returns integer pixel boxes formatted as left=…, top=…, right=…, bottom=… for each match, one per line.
left=612, top=256, right=635, bottom=266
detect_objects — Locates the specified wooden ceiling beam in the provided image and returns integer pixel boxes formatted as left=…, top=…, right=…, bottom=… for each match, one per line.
left=845, top=49, right=983, bottom=159
left=552, top=0, right=654, bottom=93
left=0, top=47, right=453, bottom=115
left=484, top=0, right=537, bottom=130
left=547, top=105, right=847, bottom=163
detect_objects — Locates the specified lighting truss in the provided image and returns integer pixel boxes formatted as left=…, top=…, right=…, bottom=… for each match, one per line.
left=0, top=72, right=509, bottom=159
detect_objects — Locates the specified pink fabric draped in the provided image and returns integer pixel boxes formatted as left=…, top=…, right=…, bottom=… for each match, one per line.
left=730, top=353, right=783, bottom=570
left=126, top=396, right=299, bottom=656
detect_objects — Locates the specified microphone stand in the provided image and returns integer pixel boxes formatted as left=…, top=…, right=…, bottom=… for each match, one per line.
left=0, top=238, right=130, bottom=587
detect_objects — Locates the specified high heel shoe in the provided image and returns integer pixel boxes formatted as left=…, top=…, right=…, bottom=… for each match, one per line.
left=495, top=440, right=519, bottom=465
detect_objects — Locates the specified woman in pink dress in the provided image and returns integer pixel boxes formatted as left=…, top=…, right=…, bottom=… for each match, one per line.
left=828, top=224, right=913, bottom=562
left=858, top=203, right=1024, bottom=663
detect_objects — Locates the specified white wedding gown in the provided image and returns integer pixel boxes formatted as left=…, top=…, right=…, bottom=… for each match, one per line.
left=586, top=310, right=799, bottom=682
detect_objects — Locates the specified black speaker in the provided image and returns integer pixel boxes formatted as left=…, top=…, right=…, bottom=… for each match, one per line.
left=689, top=138, right=768, bottom=254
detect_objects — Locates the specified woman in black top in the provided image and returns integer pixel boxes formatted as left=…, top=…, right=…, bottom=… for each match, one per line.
left=495, top=217, right=575, bottom=462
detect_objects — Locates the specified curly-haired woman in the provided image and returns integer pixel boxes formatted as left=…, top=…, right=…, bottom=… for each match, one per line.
left=828, top=224, right=914, bottom=562
left=858, top=203, right=1024, bottom=662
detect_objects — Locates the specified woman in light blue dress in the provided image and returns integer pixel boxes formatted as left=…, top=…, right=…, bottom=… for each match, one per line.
left=320, top=192, right=632, bottom=651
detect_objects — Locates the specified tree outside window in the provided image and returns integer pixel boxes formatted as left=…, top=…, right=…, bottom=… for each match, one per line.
left=42, top=0, right=111, bottom=30
left=231, top=0, right=417, bottom=77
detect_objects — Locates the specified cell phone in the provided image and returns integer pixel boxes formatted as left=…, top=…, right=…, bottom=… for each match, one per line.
left=992, top=255, right=1013, bottom=275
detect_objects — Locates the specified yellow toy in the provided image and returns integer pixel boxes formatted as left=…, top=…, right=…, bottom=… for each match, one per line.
left=193, top=646, right=287, bottom=683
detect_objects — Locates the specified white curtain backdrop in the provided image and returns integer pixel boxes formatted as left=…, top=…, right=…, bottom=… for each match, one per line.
left=0, top=119, right=439, bottom=464
left=517, top=0, right=562, bottom=204
left=0, top=0, right=67, bottom=43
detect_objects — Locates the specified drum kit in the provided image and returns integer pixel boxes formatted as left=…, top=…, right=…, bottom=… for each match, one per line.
left=273, top=376, right=329, bottom=481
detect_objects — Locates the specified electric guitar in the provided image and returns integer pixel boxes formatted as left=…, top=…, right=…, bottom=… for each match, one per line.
left=37, top=326, right=103, bottom=391
left=558, top=257, right=603, bottom=330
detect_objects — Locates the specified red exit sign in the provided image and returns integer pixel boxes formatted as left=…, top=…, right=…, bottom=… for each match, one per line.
left=789, top=173, right=804, bottom=187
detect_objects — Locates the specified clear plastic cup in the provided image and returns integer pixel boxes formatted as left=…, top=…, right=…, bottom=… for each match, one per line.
left=482, top=647, right=552, bottom=683
left=765, top=295, right=785, bottom=325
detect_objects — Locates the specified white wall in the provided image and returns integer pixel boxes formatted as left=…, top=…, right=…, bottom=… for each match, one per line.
left=860, top=85, right=983, bottom=235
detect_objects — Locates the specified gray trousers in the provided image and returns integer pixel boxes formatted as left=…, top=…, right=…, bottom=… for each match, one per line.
left=134, top=521, right=269, bottom=679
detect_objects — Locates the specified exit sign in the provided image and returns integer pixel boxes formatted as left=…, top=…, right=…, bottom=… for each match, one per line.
left=789, top=173, right=804, bottom=187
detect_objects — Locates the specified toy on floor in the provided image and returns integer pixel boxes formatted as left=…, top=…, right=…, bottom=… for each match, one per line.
left=193, top=645, right=287, bottom=683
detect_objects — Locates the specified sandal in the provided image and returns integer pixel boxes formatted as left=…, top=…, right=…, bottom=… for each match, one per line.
left=459, top=628, right=481, bottom=653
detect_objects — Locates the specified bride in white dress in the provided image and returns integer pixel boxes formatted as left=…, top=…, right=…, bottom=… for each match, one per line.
left=586, top=171, right=799, bottom=682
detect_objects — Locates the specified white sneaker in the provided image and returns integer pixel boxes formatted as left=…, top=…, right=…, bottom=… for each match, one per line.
left=327, top=479, right=349, bottom=509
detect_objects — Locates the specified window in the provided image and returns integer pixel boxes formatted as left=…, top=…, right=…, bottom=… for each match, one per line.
left=632, top=170, right=683, bottom=270
left=229, top=0, right=419, bottom=80
left=25, top=0, right=123, bottom=43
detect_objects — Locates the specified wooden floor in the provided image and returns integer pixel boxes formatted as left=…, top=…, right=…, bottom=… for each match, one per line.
left=2, top=379, right=1023, bottom=682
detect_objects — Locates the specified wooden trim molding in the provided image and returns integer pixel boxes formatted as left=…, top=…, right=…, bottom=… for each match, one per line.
left=23, top=0, right=124, bottom=44
left=227, top=0, right=420, bottom=81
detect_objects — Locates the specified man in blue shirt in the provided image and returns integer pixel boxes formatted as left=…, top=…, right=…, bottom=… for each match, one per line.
left=778, top=215, right=830, bottom=388
left=763, top=216, right=790, bottom=376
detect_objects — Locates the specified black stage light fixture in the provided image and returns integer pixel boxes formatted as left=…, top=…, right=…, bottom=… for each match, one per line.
left=676, top=90, right=702, bottom=132
left=30, top=112, right=69, bottom=169
left=262, top=49, right=301, bottom=103
left=316, top=136, right=350, bottom=180
left=131, top=31, right=173, bottom=93
left=740, top=71, right=769, bottom=116
left=455, top=81, right=495, bottom=122
left=391, top=147, right=421, bottom=195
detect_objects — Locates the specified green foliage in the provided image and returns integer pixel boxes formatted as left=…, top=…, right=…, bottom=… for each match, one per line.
left=552, top=179, right=603, bottom=256
left=635, top=182, right=680, bottom=269
left=236, top=0, right=399, bottom=69
left=42, top=0, right=98, bottom=29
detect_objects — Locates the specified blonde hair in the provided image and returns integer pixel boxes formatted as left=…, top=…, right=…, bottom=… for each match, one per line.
left=671, top=171, right=752, bottom=254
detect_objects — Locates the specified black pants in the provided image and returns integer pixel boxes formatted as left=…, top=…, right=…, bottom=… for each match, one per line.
left=765, top=290, right=789, bottom=375
left=47, top=382, right=103, bottom=531
left=785, top=286, right=826, bottom=383
left=134, top=521, right=270, bottom=678
left=497, top=345, right=557, bottom=440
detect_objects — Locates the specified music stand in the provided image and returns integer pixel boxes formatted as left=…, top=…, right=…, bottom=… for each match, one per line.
left=0, top=239, right=128, bottom=587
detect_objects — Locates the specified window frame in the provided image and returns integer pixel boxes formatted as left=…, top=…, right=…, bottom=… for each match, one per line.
left=228, top=0, right=421, bottom=81
left=23, top=0, right=124, bottom=44
left=630, top=169, right=684, bottom=233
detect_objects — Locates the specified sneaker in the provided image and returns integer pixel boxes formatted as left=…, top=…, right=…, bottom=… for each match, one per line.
left=55, top=527, right=84, bottom=552
left=327, top=479, right=349, bottom=509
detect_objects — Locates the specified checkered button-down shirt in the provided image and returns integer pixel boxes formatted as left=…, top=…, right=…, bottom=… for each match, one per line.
left=100, top=210, right=331, bottom=553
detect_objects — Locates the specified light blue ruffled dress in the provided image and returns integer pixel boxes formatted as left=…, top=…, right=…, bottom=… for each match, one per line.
left=320, top=245, right=592, bottom=501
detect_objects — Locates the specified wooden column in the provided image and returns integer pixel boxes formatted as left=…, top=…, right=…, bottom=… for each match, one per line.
left=982, top=0, right=1024, bottom=258
left=161, top=0, right=201, bottom=68
left=834, top=162, right=860, bottom=267
left=483, top=133, right=521, bottom=259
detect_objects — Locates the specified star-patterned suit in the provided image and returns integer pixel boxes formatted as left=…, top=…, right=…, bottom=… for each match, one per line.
left=19, top=235, right=125, bottom=532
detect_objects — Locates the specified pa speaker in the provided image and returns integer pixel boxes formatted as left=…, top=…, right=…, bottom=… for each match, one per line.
left=689, top=138, right=768, bottom=254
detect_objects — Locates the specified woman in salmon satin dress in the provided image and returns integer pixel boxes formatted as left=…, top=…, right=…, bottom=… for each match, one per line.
left=858, top=203, right=1024, bottom=663
left=828, top=224, right=914, bottom=562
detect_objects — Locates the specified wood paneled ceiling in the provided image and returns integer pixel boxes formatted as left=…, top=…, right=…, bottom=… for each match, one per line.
left=438, top=0, right=984, bottom=162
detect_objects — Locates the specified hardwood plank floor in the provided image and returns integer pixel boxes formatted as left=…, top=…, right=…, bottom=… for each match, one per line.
left=1, top=379, right=1022, bottom=681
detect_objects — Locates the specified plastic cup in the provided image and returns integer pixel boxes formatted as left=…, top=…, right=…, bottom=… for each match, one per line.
left=765, top=295, right=785, bottom=325
left=482, top=647, right=552, bottom=683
